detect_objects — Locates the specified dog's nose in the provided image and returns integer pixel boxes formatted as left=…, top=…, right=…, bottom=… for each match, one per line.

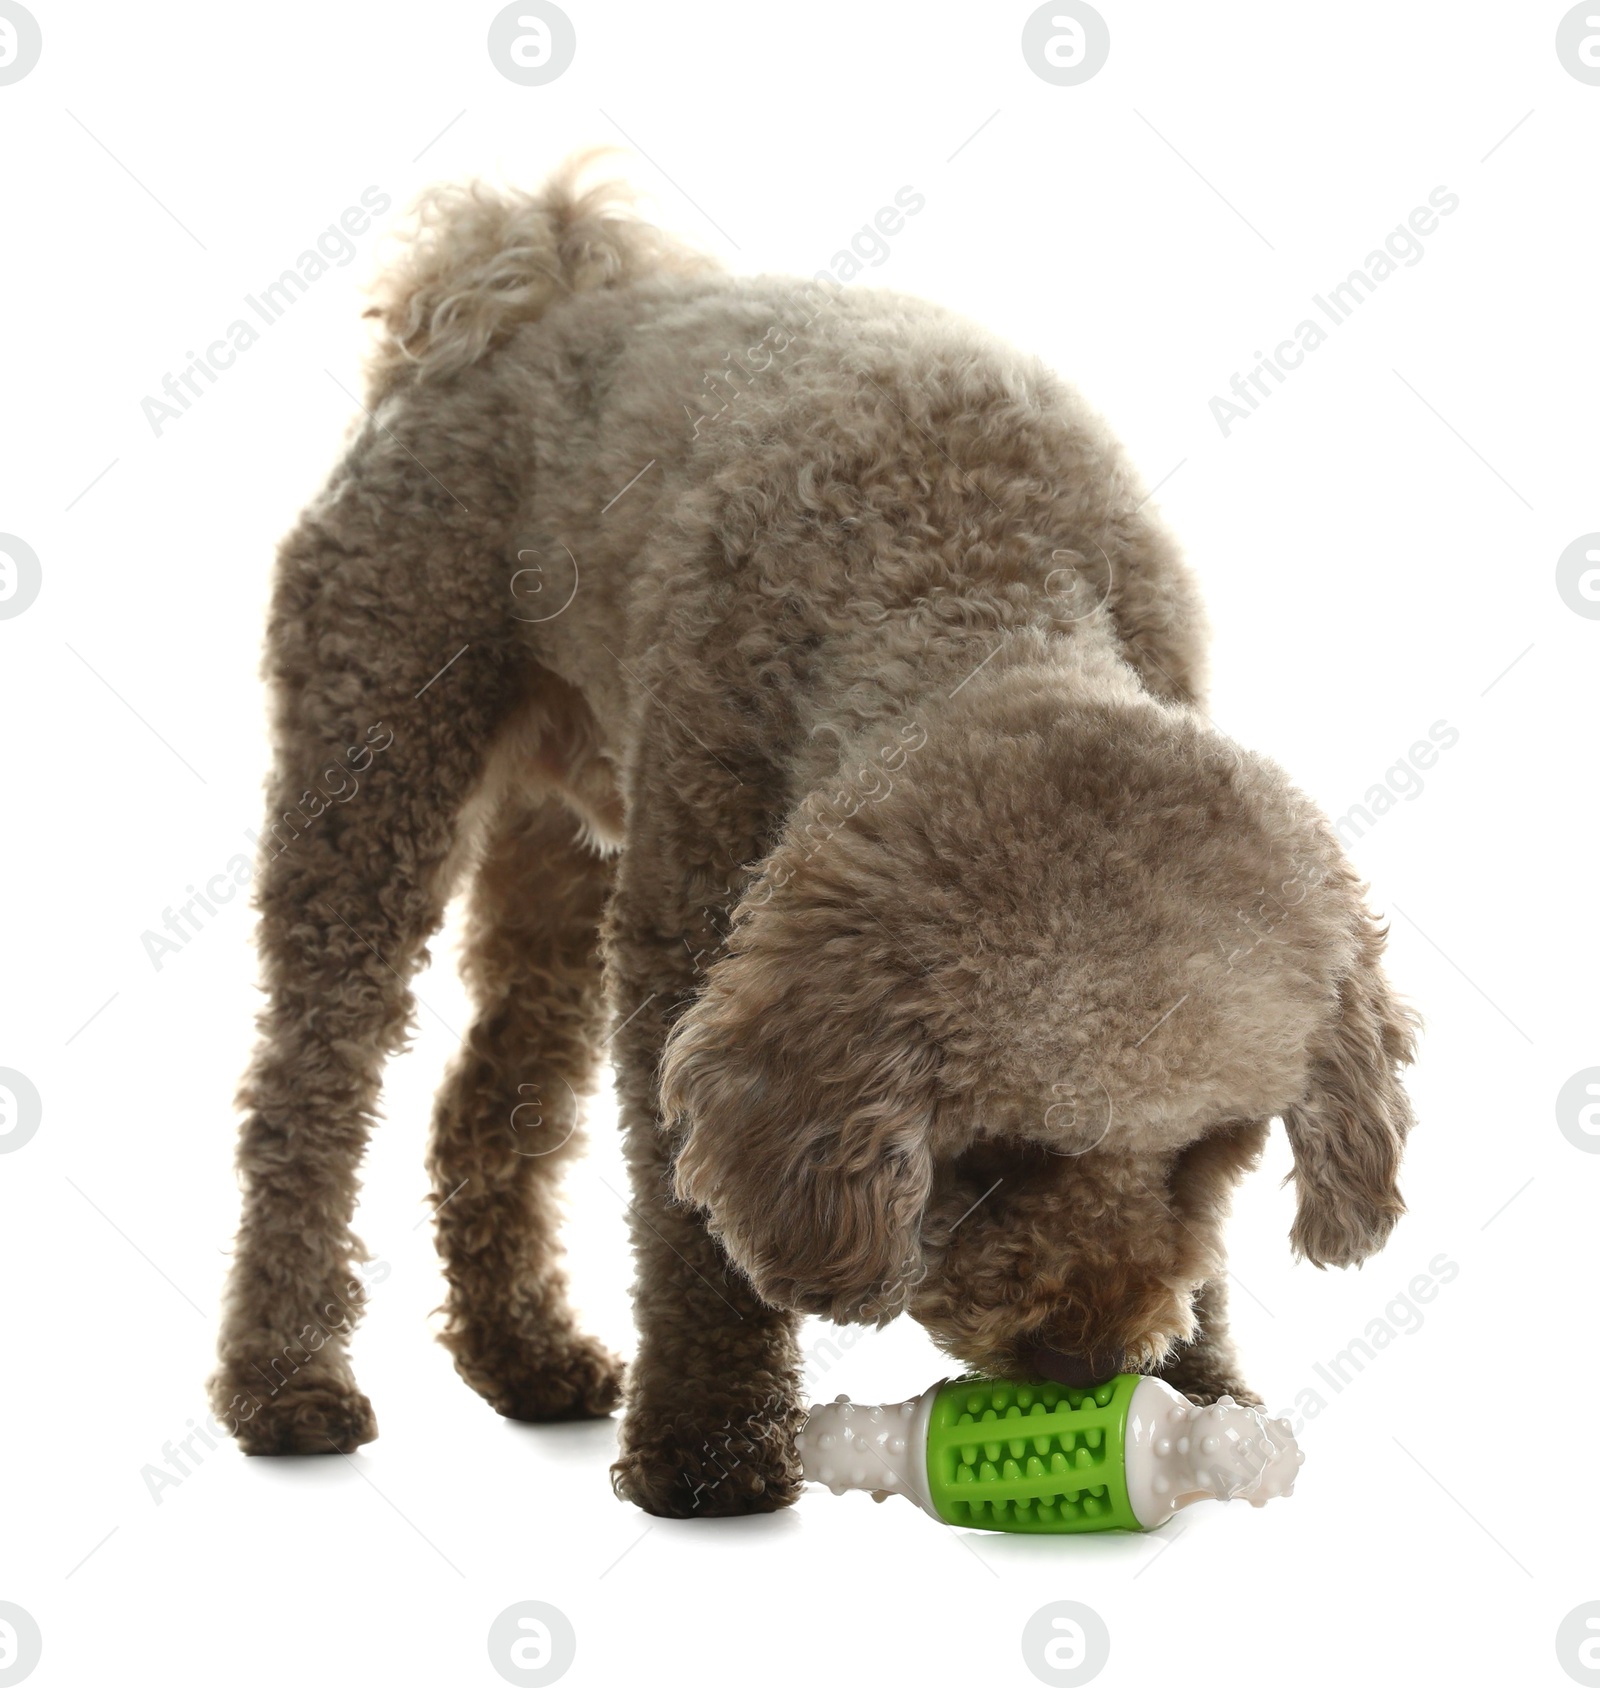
left=1023, top=1345, right=1125, bottom=1388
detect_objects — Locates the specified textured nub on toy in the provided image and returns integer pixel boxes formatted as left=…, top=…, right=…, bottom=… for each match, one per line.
left=797, top=1374, right=1302, bottom=1533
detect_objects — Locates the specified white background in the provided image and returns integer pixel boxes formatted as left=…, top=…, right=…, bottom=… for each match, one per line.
left=2, top=3, right=1597, bottom=1685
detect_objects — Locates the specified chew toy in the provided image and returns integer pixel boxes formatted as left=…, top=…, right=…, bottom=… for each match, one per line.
left=798, top=1374, right=1301, bottom=1532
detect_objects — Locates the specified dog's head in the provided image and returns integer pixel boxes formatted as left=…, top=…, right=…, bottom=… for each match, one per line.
left=662, top=666, right=1418, bottom=1381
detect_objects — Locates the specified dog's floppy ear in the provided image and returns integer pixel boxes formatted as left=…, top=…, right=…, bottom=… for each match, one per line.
left=661, top=868, right=940, bottom=1325
left=1283, top=915, right=1419, bottom=1268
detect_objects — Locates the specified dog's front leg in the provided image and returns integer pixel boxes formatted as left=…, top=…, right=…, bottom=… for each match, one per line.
left=605, top=877, right=805, bottom=1518
left=1156, top=1121, right=1273, bottom=1407
left=1154, top=1277, right=1263, bottom=1407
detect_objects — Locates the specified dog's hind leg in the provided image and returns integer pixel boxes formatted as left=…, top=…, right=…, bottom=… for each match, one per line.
left=426, top=796, right=623, bottom=1421
left=209, top=397, right=527, bottom=1453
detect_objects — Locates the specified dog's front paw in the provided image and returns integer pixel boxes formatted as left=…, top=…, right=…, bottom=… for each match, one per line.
left=611, top=1397, right=803, bottom=1518
left=1155, top=1353, right=1263, bottom=1409
left=209, top=1361, right=377, bottom=1454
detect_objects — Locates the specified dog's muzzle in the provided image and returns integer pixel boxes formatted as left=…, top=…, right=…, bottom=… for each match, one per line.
left=1023, top=1345, right=1126, bottom=1389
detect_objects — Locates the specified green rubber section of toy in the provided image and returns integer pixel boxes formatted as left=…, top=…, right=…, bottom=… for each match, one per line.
left=924, top=1374, right=1143, bottom=1533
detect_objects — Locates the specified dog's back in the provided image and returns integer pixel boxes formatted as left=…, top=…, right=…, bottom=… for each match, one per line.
left=360, top=159, right=1210, bottom=789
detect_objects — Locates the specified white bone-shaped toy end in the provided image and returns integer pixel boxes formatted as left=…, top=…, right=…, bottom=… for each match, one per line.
left=1124, top=1378, right=1305, bottom=1527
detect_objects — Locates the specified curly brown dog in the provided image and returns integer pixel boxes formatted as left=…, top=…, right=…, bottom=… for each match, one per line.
left=209, top=157, right=1418, bottom=1518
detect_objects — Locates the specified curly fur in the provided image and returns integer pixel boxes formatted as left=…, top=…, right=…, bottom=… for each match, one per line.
left=364, top=151, right=713, bottom=387
left=210, top=155, right=1418, bottom=1512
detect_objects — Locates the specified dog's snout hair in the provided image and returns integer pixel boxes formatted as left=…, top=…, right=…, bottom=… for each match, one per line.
left=1024, top=1346, right=1127, bottom=1390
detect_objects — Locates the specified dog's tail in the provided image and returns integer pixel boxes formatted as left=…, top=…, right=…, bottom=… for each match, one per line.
left=364, top=150, right=714, bottom=385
